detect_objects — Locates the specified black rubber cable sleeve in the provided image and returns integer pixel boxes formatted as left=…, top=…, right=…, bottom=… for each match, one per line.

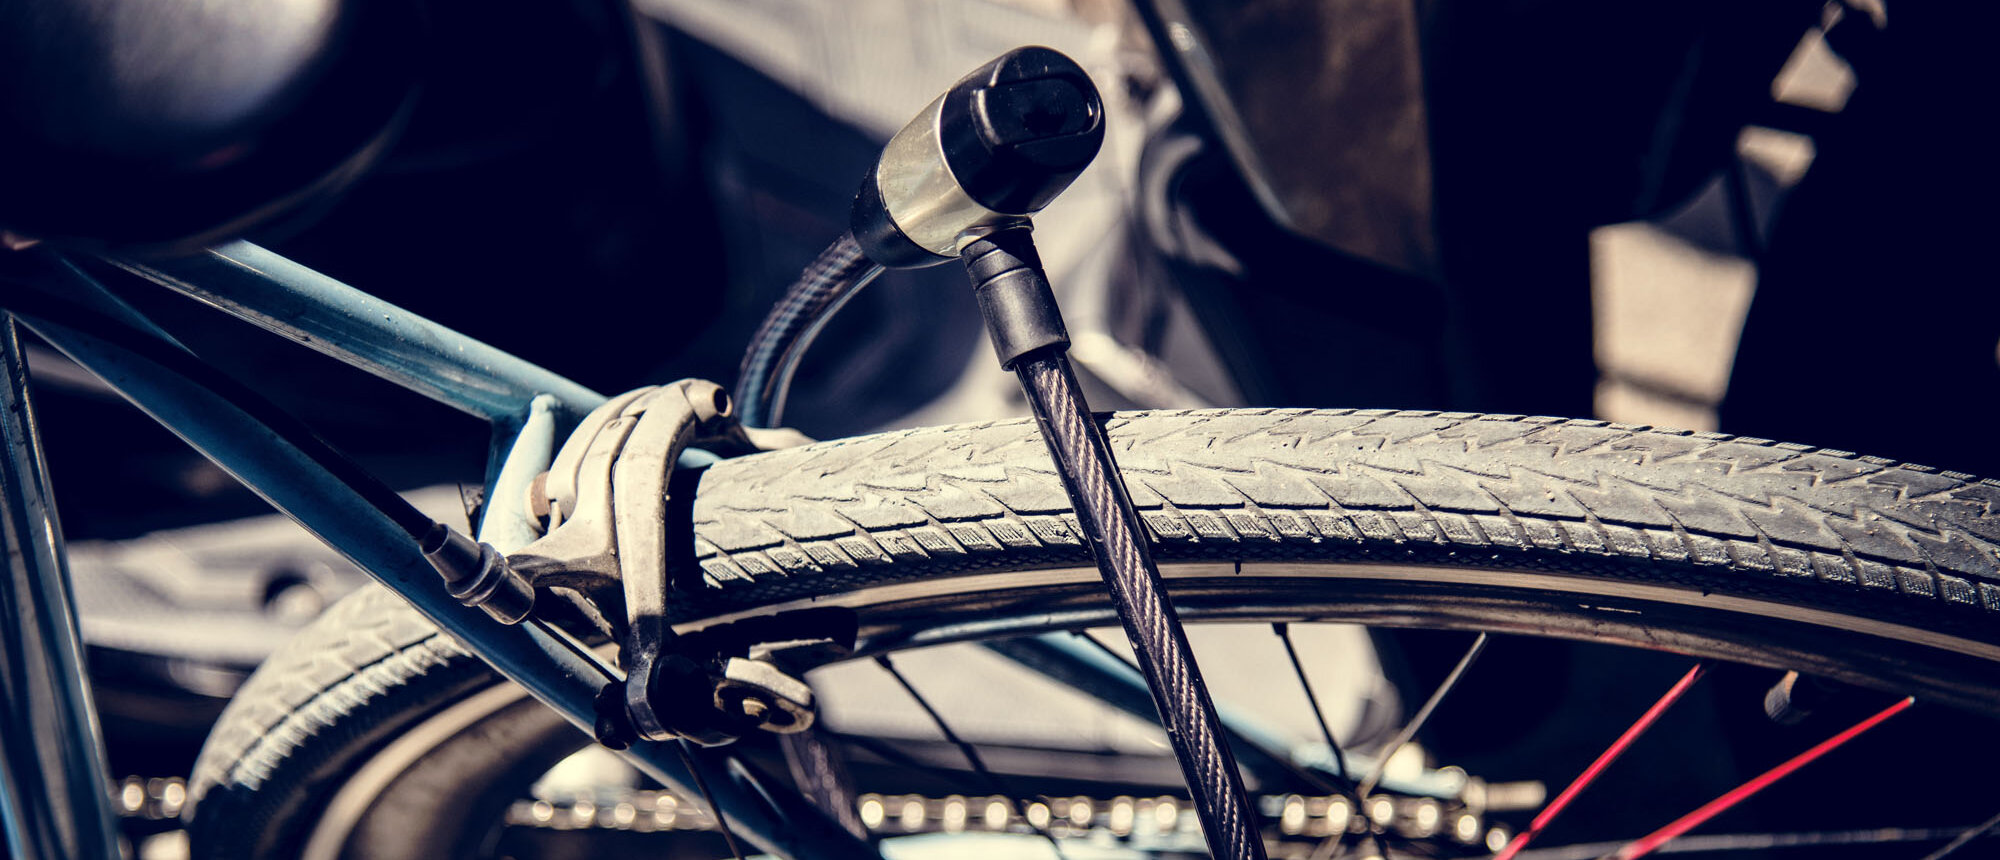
left=959, top=226, right=1069, bottom=369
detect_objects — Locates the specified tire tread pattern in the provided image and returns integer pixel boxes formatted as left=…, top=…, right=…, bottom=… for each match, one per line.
left=689, top=410, right=2000, bottom=616
left=186, top=586, right=481, bottom=857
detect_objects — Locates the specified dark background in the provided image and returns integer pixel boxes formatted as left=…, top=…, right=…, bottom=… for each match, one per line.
left=3, top=0, right=1996, bottom=856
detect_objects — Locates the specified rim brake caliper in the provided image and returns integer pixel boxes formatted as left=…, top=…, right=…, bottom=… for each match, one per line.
left=507, top=378, right=845, bottom=748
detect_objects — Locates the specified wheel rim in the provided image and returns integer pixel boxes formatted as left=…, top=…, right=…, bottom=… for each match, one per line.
left=683, top=561, right=2000, bottom=715
left=302, top=559, right=2000, bottom=858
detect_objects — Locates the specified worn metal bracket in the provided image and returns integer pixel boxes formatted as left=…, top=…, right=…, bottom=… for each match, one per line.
left=509, top=379, right=826, bottom=747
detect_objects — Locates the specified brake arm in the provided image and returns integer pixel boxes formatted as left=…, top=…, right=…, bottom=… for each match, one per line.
left=611, top=381, right=732, bottom=742
left=507, top=379, right=833, bottom=748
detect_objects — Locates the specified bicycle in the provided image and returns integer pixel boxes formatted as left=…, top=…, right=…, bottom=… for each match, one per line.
left=3, top=6, right=1998, bottom=860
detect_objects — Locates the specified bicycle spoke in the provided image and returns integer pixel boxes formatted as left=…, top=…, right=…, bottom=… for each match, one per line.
left=1069, top=631, right=1353, bottom=796
left=1272, top=623, right=1359, bottom=787
left=1609, top=696, right=1916, bottom=860
left=874, top=654, right=1066, bottom=855
left=1357, top=632, right=1489, bottom=799
left=675, top=738, right=747, bottom=860
left=1917, top=808, right=2000, bottom=860
left=1493, top=663, right=1707, bottom=860
left=1504, top=824, right=1997, bottom=860
left=1274, top=623, right=1385, bottom=860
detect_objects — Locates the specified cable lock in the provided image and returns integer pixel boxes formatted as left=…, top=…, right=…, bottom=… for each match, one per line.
left=849, top=46, right=1267, bottom=860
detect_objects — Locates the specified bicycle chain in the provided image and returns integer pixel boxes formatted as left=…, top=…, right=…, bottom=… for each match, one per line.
left=112, top=771, right=1509, bottom=857
left=112, top=776, right=188, bottom=822
left=505, top=785, right=1510, bottom=857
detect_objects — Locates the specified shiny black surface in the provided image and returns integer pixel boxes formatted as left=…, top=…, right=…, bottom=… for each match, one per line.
left=0, top=0, right=420, bottom=251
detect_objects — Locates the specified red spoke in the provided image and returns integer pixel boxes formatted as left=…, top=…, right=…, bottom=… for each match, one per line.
left=1492, top=663, right=1707, bottom=860
left=1612, top=696, right=1916, bottom=860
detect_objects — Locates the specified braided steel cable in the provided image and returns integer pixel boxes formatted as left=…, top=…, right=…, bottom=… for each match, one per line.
left=735, top=233, right=884, bottom=428
left=1014, top=352, right=1266, bottom=860
left=954, top=226, right=1261, bottom=858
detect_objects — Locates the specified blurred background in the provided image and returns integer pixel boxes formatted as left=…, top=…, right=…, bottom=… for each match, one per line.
left=9, top=0, right=1996, bottom=856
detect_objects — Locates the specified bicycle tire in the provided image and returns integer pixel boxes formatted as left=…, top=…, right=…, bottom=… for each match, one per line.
left=184, top=408, right=2000, bottom=858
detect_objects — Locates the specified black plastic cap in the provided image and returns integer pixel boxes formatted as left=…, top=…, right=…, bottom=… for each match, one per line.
left=962, top=226, right=1069, bottom=369
left=939, top=46, right=1105, bottom=215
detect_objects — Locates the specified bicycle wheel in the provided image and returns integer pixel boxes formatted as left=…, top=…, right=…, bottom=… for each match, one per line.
left=184, top=409, right=2000, bottom=859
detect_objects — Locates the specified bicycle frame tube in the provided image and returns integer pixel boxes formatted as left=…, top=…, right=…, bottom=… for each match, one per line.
left=480, top=393, right=563, bottom=551
left=109, top=241, right=606, bottom=424
left=11, top=277, right=879, bottom=859
left=98, top=243, right=732, bottom=516
left=0, top=315, right=122, bottom=860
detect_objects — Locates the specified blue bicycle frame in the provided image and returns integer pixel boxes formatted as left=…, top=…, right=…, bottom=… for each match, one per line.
left=0, top=241, right=876, bottom=860
left=0, top=240, right=1372, bottom=860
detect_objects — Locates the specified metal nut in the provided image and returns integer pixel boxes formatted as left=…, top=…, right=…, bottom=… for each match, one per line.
left=713, top=657, right=814, bottom=734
